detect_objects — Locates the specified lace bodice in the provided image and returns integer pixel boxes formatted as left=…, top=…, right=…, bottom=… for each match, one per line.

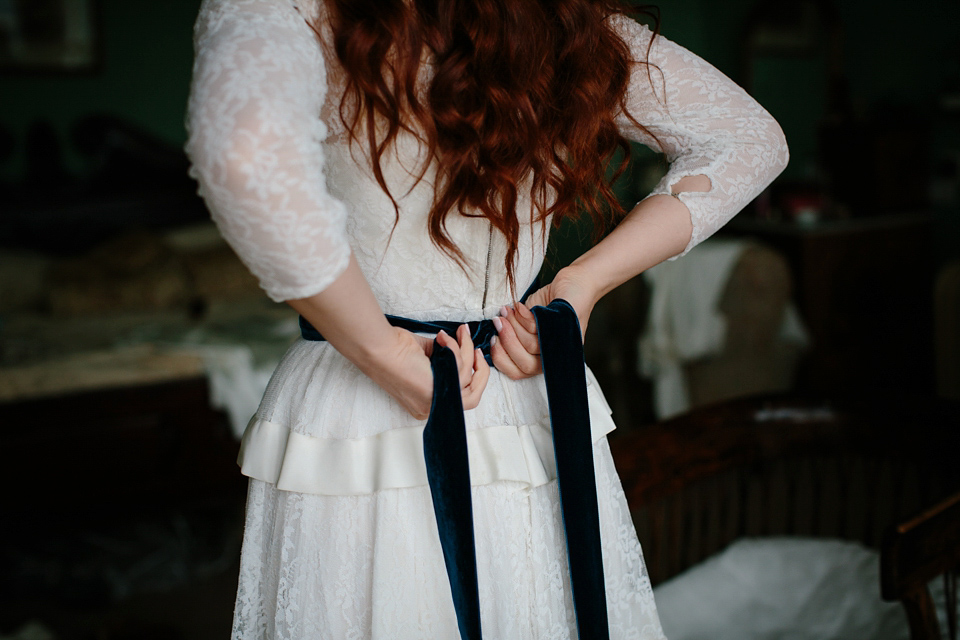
left=186, top=0, right=788, bottom=317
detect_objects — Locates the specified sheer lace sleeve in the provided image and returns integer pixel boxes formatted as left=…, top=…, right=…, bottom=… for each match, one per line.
left=610, top=15, right=789, bottom=256
left=186, top=0, right=350, bottom=302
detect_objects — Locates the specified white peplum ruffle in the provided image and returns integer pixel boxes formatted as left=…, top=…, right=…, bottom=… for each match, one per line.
left=238, top=394, right=616, bottom=496
left=238, top=336, right=618, bottom=496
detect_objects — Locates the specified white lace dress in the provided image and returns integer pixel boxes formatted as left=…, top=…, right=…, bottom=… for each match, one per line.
left=185, top=1, right=788, bottom=638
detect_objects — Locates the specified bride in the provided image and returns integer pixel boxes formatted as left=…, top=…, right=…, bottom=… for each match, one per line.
left=186, top=0, right=788, bottom=636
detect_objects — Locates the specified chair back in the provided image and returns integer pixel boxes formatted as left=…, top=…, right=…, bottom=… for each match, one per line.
left=881, top=491, right=960, bottom=640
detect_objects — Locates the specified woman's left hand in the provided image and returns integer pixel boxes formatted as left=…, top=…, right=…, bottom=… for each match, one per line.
left=489, top=266, right=597, bottom=380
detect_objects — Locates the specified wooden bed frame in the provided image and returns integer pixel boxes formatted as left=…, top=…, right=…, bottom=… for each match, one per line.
left=610, top=394, right=960, bottom=588
left=0, top=377, right=246, bottom=526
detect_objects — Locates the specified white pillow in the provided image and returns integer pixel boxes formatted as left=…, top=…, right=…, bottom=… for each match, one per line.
left=652, top=538, right=910, bottom=640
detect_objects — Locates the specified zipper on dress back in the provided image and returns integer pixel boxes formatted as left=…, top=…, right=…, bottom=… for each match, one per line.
left=481, top=223, right=494, bottom=309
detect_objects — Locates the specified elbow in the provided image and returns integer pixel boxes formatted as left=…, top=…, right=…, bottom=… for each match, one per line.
left=765, top=116, right=790, bottom=180
left=184, top=136, right=209, bottom=191
left=185, top=117, right=258, bottom=201
left=184, top=109, right=223, bottom=194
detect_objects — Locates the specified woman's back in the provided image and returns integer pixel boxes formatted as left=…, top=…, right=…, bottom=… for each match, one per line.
left=187, top=0, right=787, bottom=318
left=186, top=0, right=786, bottom=637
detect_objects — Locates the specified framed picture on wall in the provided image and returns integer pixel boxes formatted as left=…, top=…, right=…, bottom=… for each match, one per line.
left=0, top=0, right=101, bottom=73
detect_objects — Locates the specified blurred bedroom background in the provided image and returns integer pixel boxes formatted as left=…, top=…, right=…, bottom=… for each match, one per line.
left=0, top=0, right=958, bottom=638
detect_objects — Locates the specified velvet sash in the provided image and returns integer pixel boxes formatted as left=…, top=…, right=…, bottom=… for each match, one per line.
left=298, top=298, right=609, bottom=640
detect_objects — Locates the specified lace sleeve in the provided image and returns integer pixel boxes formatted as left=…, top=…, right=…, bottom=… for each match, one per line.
left=610, top=15, right=789, bottom=256
left=186, top=0, right=350, bottom=302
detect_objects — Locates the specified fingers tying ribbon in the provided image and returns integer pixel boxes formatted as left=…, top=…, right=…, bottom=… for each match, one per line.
left=299, top=294, right=609, bottom=640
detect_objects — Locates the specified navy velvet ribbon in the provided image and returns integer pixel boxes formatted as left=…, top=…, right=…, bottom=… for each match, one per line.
left=298, top=297, right=609, bottom=640
left=531, top=300, right=609, bottom=639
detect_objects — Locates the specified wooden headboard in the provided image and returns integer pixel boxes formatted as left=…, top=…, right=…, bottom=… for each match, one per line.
left=610, top=394, right=960, bottom=585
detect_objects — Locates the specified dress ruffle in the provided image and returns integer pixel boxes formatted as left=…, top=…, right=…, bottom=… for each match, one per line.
left=238, top=349, right=617, bottom=495
left=249, top=337, right=613, bottom=433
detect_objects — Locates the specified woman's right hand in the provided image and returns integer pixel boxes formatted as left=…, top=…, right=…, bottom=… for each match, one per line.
left=371, top=324, right=490, bottom=420
left=489, top=266, right=599, bottom=380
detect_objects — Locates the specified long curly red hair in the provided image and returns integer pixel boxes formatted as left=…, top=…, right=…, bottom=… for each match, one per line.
left=316, top=0, right=659, bottom=294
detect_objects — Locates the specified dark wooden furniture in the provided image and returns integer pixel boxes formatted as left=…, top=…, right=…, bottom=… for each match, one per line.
left=610, top=393, right=960, bottom=586
left=882, top=490, right=960, bottom=640
left=937, top=260, right=960, bottom=401
left=0, top=376, right=246, bottom=525
left=725, top=213, right=937, bottom=397
left=0, top=377, right=247, bottom=634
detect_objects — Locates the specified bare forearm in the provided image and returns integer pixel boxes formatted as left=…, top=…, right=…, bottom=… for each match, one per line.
left=287, top=253, right=400, bottom=374
left=287, top=252, right=486, bottom=419
left=567, top=175, right=709, bottom=301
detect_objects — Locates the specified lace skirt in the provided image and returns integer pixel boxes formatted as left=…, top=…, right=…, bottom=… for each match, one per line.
left=230, top=340, right=666, bottom=639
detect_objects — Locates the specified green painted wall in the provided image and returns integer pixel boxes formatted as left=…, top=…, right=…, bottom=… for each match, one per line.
left=658, top=0, right=959, bottom=182
left=1, top=0, right=957, bottom=198
left=0, top=0, right=201, bottom=179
